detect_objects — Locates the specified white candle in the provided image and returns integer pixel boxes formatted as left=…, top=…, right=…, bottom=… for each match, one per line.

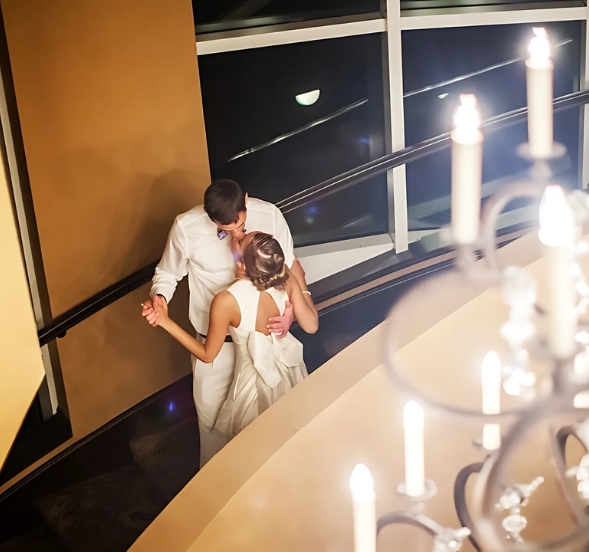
left=403, top=400, right=425, bottom=497
left=538, top=185, right=576, bottom=359
left=482, top=424, right=501, bottom=451
left=481, top=351, right=502, bottom=450
left=526, top=27, right=553, bottom=158
left=451, top=94, right=483, bottom=245
left=349, top=464, right=376, bottom=552
left=574, top=350, right=589, bottom=408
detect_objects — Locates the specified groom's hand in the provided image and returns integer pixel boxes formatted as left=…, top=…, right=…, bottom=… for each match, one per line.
left=267, top=301, right=294, bottom=339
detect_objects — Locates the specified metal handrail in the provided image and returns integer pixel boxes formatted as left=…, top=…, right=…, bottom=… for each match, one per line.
left=38, top=262, right=157, bottom=347
left=277, top=89, right=589, bottom=214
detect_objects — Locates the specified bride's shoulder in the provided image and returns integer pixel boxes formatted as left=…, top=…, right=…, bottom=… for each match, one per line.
left=225, top=279, right=260, bottom=304
left=212, top=289, right=237, bottom=305
left=227, top=278, right=256, bottom=292
left=283, top=275, right=295, bottom=292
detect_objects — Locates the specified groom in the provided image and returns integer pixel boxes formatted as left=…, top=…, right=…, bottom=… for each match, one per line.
left=142, top=179, right=310, bottom=466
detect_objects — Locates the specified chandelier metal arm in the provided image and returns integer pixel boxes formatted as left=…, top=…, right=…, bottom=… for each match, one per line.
left=480, top=179, right=547, bottom=273
left=376, top=510, right=441, bottom=537
left=471, top=390, right=589, bottom=551
left=556, top=425, right=582, bottom=459
left=551, top=425, right=589, bottom=523
left=453, top=460, right=485, bottom=552
left=384, top=272, right=533, bottom=421
left=375, top=29, right=589, bottom=552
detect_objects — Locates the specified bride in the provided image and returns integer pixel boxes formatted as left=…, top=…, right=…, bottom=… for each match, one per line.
left=146, top=231, right=318, bottom=438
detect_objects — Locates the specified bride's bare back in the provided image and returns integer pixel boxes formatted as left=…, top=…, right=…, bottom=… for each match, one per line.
left=255, top=290, right=281, bottom=336
left=227, top=283, right=281, bottom=336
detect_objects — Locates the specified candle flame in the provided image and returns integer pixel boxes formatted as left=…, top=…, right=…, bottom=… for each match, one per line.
left=349, top=463, right=374, bottom=496
left=403, top=400, right=424, bottom=430
left=538, top=185, right=574, bottom=247
left=529, top=27, right=550, bottom=62
left=454, top=94, right=480, bottom=133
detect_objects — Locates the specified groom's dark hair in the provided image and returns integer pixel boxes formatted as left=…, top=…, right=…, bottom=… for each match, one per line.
left=204, top=179, right=246, bottom=225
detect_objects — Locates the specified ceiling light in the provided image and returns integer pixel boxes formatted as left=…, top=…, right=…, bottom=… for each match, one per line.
left=296, top=89, right=320, bottom=106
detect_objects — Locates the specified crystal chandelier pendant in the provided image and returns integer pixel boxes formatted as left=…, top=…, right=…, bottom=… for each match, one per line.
left=432, top=527, right=471, bottom=552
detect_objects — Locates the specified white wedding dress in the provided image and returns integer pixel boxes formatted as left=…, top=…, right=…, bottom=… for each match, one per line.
left=214, top=279, right=308, bottom=439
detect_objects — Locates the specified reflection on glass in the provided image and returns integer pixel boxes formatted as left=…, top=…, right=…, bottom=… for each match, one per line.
left=407, top=108, right=580, bottom=233
left=193, top=0, right=381, bottom=33
left=199, top=34, right=387, bottom=245
left=283, top=173, right=388, bottom=247
left=402, top=22, right=581, bottom=238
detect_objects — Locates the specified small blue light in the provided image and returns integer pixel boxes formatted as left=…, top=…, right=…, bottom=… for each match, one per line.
left=168, top=402, right=175, bottom=412
left=359, top=137, right=370, bottom=145
left=307, top=205, right=318, bottom=215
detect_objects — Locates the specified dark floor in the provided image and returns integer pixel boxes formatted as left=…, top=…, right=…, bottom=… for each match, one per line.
left=0, top=376, right=199, bottom=552
left=0, top=261, right=449, bottom=552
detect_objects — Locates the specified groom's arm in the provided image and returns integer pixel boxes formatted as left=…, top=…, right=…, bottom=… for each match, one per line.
left=151, top=218, right=189, bottom=302
left=145, top=219, right=189, bottom=325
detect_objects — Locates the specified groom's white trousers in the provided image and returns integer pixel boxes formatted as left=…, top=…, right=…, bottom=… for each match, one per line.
left=192, top=339, right=235, bottom=468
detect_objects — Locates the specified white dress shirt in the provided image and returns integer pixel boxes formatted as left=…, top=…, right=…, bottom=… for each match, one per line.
left=151, top=198, right=295, bottom=335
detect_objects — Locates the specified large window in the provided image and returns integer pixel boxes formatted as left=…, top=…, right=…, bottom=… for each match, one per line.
left=402, top=21, right=582, bottom=231
left=196, top=2, right=588, bottom=254
left=199, top=34, right=388, bottom=245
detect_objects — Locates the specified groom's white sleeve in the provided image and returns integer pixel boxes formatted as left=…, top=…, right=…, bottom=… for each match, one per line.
left=273, top=206, right=295, bottom=268
left=150, top=218, right=189, bottom=303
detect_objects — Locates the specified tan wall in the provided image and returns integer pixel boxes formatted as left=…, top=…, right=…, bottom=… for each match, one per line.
left=2, top=0, right=209, bottom=439
left=0, top=145, right=46, bottom=469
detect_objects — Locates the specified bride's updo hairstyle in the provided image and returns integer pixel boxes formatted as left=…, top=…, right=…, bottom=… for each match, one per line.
left=242, top=232, right=289, bottom=291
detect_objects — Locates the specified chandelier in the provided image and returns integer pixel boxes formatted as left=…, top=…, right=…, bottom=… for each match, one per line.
left=348, top=27, right=589, bottom=551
